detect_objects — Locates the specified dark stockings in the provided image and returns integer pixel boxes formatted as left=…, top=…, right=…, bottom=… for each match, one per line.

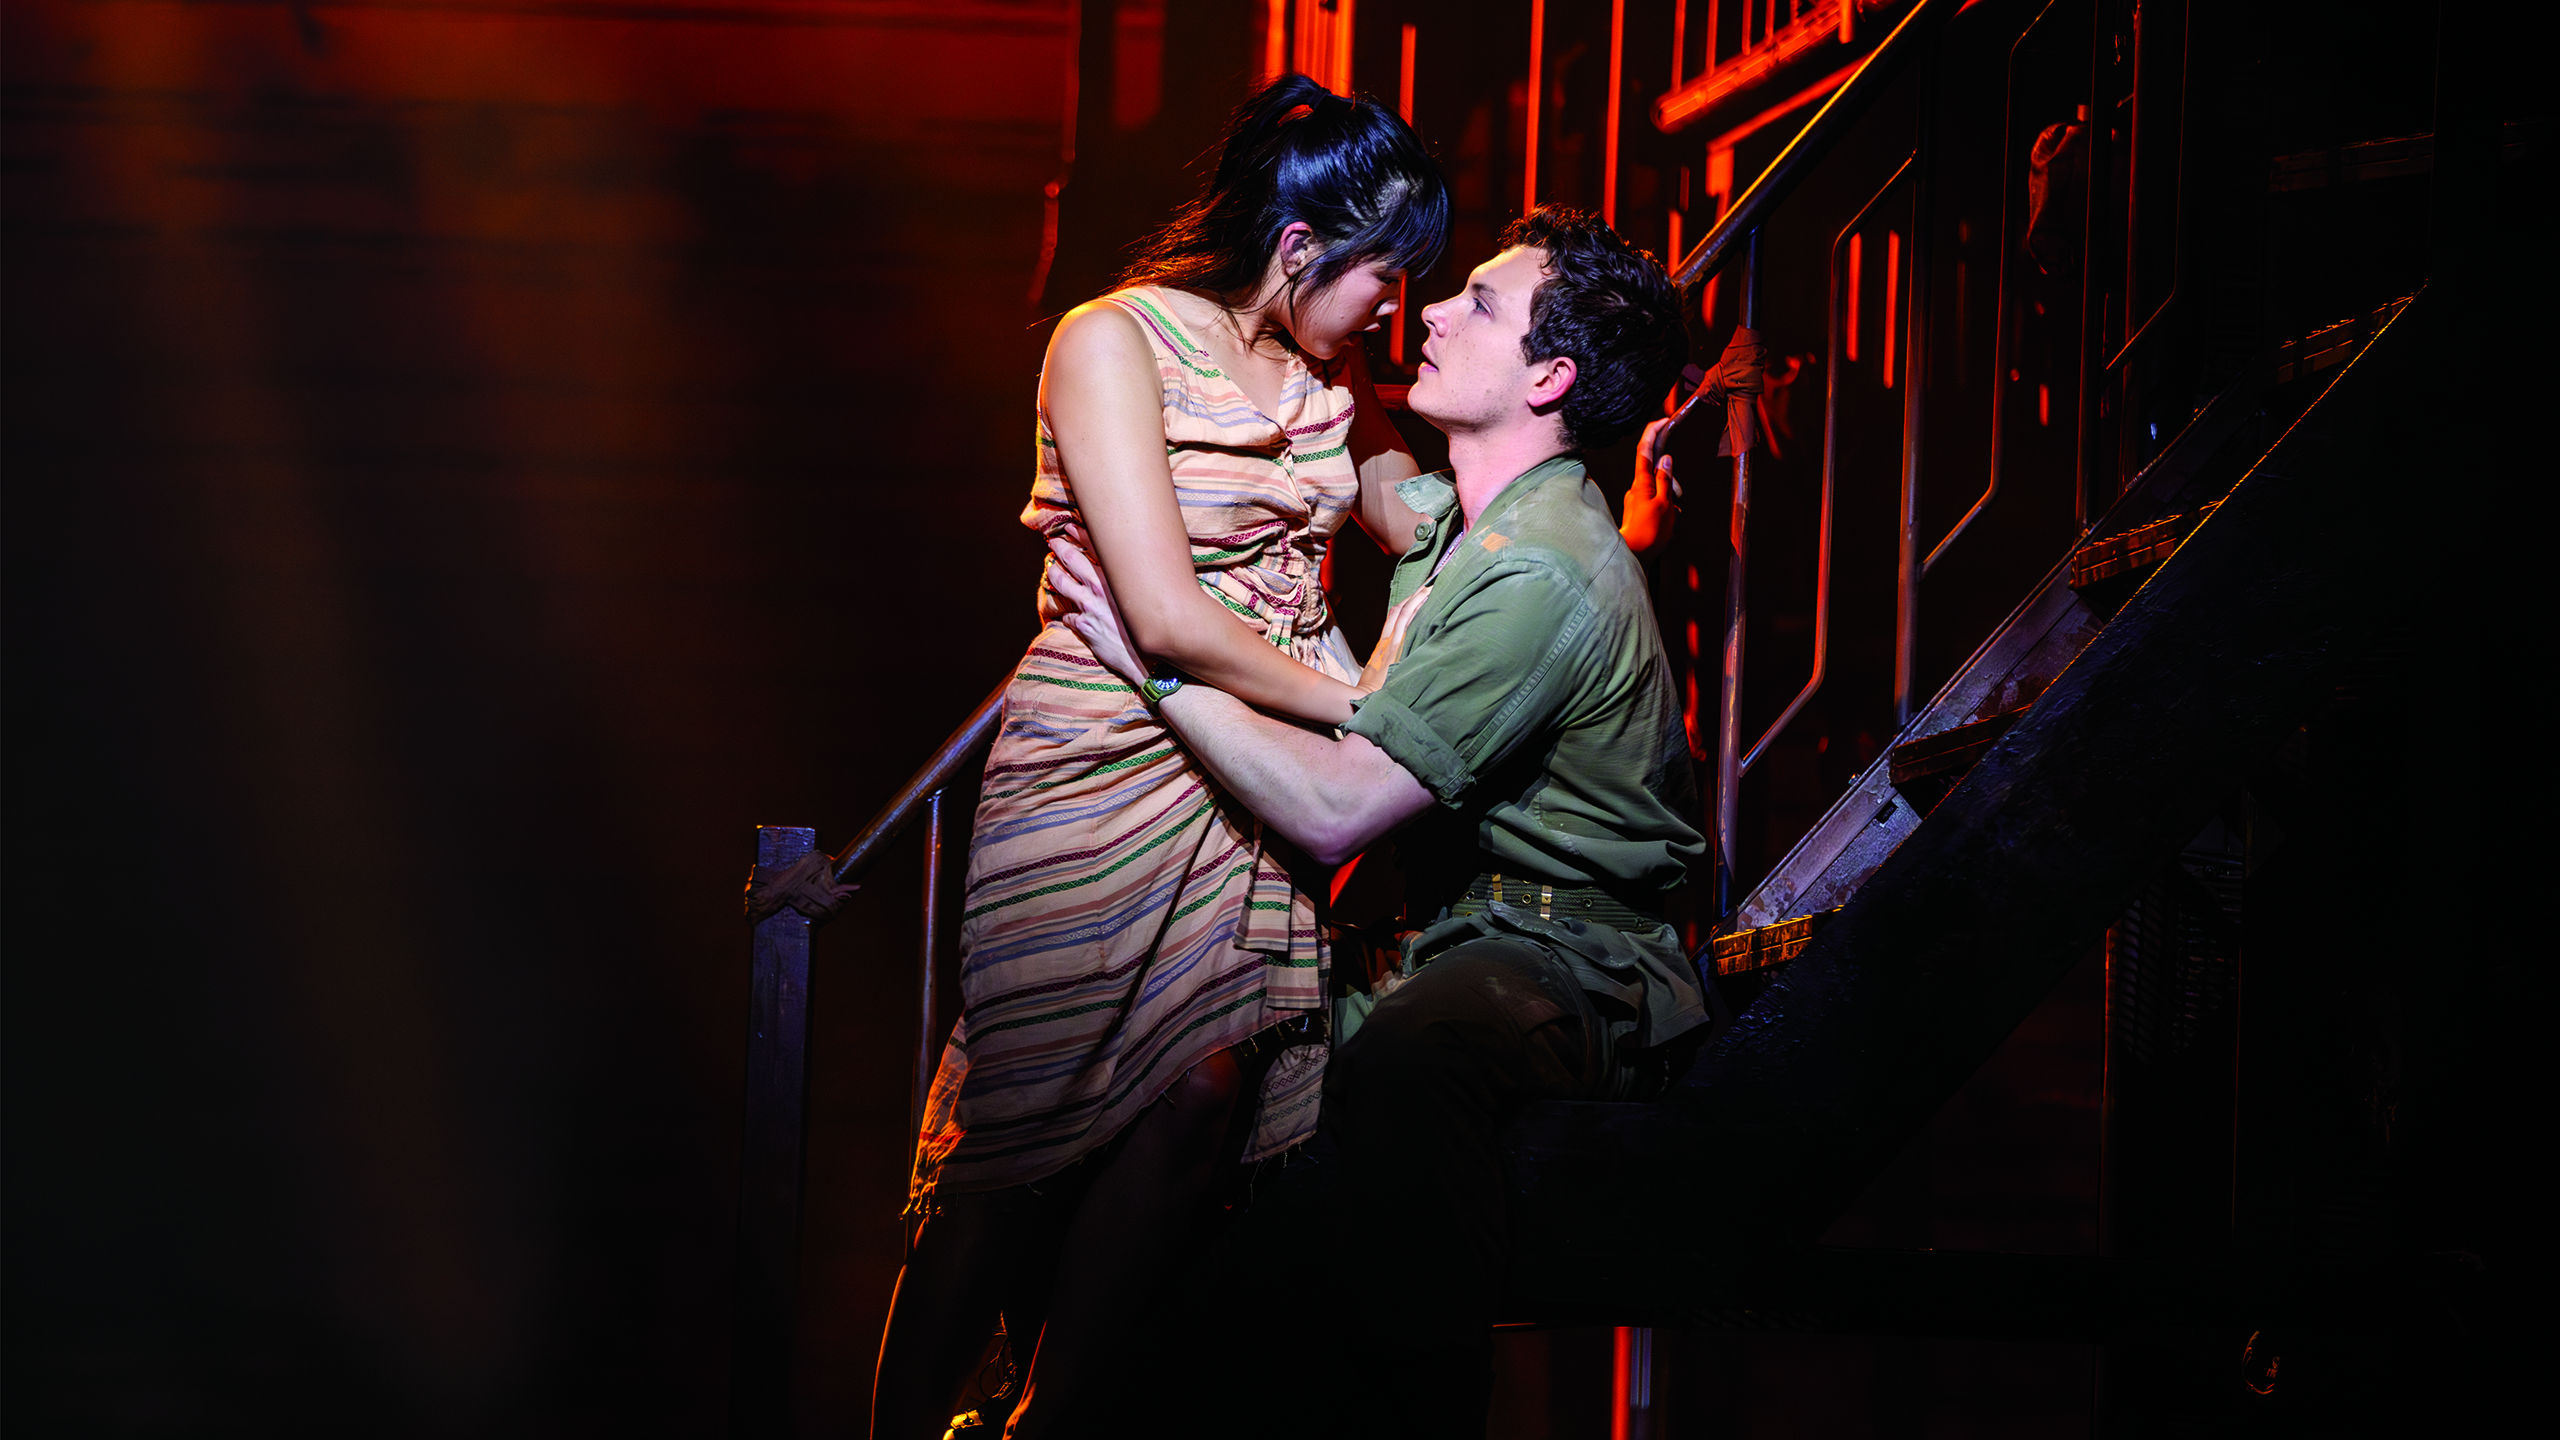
left=868, top=1047, right=1248, bottom=1440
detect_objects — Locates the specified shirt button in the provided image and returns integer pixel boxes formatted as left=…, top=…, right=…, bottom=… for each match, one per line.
left=1415, top=521, right=1435, bottom=541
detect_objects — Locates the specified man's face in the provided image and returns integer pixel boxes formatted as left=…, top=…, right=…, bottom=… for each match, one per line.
left=1408, top=245, right=1548, bottom=434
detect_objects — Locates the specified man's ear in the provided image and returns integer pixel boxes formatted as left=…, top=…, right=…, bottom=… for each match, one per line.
left=1525, top=354, right=1578, bottom=413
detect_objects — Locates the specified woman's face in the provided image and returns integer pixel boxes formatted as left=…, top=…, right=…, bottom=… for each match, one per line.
left=1286, top=257, right=1406, bottom=359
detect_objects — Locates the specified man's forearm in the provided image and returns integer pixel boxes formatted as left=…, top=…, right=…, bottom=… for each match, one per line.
left=1156, top=686, right=1433, bottom=866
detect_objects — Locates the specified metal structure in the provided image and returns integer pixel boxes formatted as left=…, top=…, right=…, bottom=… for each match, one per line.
left=728, top=0, right=2492, bottom=1428
left=728, top=684, right=1002, bottom=1434
left=1502, top=283, right=2430, bottom=1279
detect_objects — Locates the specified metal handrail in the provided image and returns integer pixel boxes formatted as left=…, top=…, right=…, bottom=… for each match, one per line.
left=731, top=675, right=1006, bottom=1434
left=822, top=677, right=1005, bottom=1136
left=2098, top=0, right=2191, bottom=376
left=1683, top=0, right=1959, bottom=916
left=1669, top=0, right=1961, bottom=289
left=1890, top=33, right=1940, bottom=729
left=1919, top=0, right=2059, bottom=576
left=829, top=679, right=1007, bottom=885
left=1740, top=153, right=1914, bottom=777
left=1709, top=234, right=1761, bottom=914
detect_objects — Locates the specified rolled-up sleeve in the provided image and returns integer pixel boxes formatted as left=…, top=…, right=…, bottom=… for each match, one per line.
left=1343, top=562, right=1597, bottom=805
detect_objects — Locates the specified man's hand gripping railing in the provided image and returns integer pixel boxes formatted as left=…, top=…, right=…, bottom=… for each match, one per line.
left=1623, top=326, right=1768, bottom=558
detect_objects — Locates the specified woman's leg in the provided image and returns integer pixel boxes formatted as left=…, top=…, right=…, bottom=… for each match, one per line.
left=1002, top=1047, right=1248, bottom=1440
left=871, top=1186, right=1055, bottom=1440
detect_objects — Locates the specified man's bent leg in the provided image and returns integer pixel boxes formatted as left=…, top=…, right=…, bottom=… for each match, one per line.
left=1320, top=939, right=1603, bottom=1438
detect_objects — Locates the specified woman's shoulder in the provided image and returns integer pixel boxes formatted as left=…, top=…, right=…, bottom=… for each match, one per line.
left=1045, top=292, right=1170, bottom=378
left=1086, top=286, right=1219, bottom=365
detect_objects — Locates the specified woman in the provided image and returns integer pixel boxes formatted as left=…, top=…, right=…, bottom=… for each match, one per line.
left=870, top=77, right=1450, bottom=1440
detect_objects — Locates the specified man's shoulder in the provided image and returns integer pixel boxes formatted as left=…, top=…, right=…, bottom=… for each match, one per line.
left=1478, top=467, right=1635, bottom=594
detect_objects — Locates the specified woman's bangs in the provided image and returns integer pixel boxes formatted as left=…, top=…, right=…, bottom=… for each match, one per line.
left=1368, top=175, right=1448, bottom=279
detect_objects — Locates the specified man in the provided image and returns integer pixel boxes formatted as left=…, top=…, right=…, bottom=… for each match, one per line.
left=1047, top=206, right=1706, bottom=1435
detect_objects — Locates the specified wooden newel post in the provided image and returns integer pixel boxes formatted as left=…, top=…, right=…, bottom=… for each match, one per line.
left=730, top=824, right=816, bottom=1437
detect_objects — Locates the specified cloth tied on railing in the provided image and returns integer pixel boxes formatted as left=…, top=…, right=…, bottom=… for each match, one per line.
left=1711, top=325, right=1768, bottom=457
left=744, top=849, right=856, bottom=924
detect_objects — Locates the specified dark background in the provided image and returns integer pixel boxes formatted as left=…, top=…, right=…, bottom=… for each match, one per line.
left=6, top=1, right=2535, bottom=1435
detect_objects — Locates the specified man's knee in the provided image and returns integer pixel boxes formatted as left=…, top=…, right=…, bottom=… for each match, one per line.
left=1332, top=939, right=1592, bottom=1103
left=1331, top=942, right=1525, bottom=1076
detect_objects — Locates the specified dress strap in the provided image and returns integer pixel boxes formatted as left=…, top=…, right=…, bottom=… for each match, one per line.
left=1100, top=288, right=1226, bottom=382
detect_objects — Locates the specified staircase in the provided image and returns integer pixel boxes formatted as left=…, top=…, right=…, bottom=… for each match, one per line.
left=1501, top=283, right=2424, bottom=1303
left=1718, top=292, right=2408, bottom=951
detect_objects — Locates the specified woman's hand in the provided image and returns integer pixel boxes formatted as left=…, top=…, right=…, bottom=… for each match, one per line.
left=1047, top=534, right=1151, bottom=690
left=1621, top=417, right=1681, bottom=558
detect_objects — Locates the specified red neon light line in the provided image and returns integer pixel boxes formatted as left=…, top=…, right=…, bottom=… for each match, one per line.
left=1393, top=23, right=1416, bottom=367
left=1882, top=228, right=1901, bottom=389
left=1674, top=0, right=1690, bottom=92
left=1263, top=0, right=1286, bottom=85
left=1399, top=23, right=1417, bottom=121
left=1612, top=1326, right=1634, bottom=1440
left=1700, top=59, right=1863, bottom=155
left=1604, top=0, right=1625, bottom=225
left=1525, top=0, right=1545, bottom=212
left=1845, top=232, right=1862, bottom=362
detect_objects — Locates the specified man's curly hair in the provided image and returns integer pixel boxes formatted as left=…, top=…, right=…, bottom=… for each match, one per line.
left=1503, top=206, right=1689, bottom=451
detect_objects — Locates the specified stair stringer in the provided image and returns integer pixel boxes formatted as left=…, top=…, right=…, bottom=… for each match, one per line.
left=1497, top=289, right=2426, bottom=1320
left=1730, top=330, right=2310, bottom=932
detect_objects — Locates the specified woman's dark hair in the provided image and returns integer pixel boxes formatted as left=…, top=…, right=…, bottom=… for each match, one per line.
left=1503, top=206, right=1690, bottom=451
left=1121, top=75, right=1448, bottom=315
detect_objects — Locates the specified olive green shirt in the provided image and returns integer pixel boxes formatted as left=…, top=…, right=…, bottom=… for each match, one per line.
left=1344, top=453, right=1709, bottom=1049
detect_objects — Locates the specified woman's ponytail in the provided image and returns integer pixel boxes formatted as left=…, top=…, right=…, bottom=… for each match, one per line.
left=1211, top=73, right=1336, bottom=193
left=1122, top=76, right=1448, bottom=313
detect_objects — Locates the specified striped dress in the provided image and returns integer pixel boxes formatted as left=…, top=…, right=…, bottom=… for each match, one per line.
left=910, top=287, right=1362, bottom=1202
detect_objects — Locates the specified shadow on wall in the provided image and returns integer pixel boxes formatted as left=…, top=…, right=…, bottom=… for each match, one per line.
left=2, top=0, right=1067, bottom=1432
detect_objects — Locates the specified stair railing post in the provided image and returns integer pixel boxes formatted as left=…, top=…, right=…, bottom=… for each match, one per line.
left=2071, top=1, right=2107, bottom=531
left=730, top=824, right=819, bottom=1438
left=912, top=790, right=947, bottom=1138
left=1713, top=230, right=1761, bottom=916
left=1892, top=37, right=1939, bottom=731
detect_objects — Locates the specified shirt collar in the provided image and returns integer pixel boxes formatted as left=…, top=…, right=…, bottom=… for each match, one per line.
left=1395, top=451, right=1584, bottom=529
left=1464, top=452, right=1585, bottom=532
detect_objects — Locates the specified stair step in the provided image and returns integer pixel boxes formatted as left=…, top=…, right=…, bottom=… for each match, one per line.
left=1708, top=906, right=1841, bottom=976
left=1727, top=567, right=2101, bottom=933
left=1725, top=298, right=2410, bottom=939
left=1888, top=705, right=2032, bottom=814
left=2271, top=307, right=2397, bottom=386
left=2067, top=500, right=2220, bottom=612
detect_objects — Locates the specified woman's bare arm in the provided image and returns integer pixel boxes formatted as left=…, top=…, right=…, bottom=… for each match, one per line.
left=1041, top=301, right=1366, bottom=725
left=1335, top=343, right=1428, bottom=557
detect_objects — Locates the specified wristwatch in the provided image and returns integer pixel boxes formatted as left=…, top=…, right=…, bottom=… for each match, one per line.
left=1138, top=670, right=1187, bottom=707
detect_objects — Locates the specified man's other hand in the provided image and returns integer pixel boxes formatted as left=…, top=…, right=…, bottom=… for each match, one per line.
left=1621, top=416, right=1680, bottom=558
